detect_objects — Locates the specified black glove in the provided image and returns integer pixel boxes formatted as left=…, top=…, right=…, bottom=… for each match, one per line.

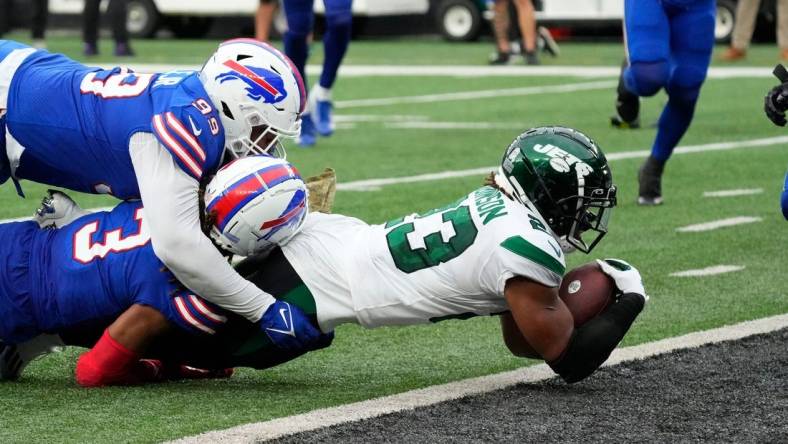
left=764, top=64, right=788, bottom=126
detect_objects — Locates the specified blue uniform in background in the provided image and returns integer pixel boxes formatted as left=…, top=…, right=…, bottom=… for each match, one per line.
left=283, top=0, right=352, bottom=89
left=0, top=40, right=225, bottom=198
left=623, top=0, right=715, bottom=162
left=0, top=202, right=225, bottom=344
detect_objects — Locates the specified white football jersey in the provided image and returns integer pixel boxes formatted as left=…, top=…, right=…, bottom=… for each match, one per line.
left=282, top=186, right=566, bottom=332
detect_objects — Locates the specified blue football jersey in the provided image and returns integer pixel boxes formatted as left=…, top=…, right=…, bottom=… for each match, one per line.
left=0, top=202, right=227, bottom=343
left=4, top=44, right=225, bottom=199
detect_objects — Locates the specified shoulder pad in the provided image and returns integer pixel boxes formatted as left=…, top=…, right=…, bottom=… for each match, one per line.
left=151, top=73, right=225, bottom=180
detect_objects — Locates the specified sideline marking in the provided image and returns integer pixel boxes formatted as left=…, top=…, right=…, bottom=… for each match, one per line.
left=385, top=121, right=525, bottom=130
left=703, top=188, right=763, bottom=198
left=670, top=265, right=746, bottom=277
left=337, top=136, right=788, bottom=192
left=168, top=314, right=788, bottom=444
left=125, top=64, right=774, bottom=79
left=334, top=80, right=616, bottom=109
left=676, top=216, right=762, bottom=233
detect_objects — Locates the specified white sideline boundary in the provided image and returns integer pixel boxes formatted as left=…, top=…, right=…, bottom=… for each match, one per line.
left=125, top=64, right=774, bottom=79
left=169, top=314, right=788, bottom=444
left=337, top=135, right=788, bottom=191
left=334, top=80, right=615, bottom=108
left=703, top=188, right=763, bottom=198
left=669, top=265, right=746, bottom=277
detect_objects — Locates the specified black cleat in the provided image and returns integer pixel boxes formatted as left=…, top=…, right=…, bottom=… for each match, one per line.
left=488, top=51, right=511, bottom=65
left=0, top=341, right=23, bottom=381
left=612, top=60, right=641, bottom=129
left=524, top=51, right=539, bottom=65
left=638, top=155, right=666, bottom=206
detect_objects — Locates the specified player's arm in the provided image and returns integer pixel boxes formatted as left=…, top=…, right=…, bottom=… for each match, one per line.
left=129, top=132, right=275, bottom=322
left=502, top=277, right=573, bottom=362
left=503, top=260, right=646, bottom=383
left=130, top=132, right=328, bottom=351
left=75, top=304, right=170, bottom=387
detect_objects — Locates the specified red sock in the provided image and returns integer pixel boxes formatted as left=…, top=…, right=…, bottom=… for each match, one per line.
left=75, top=329, right=138, bottom=387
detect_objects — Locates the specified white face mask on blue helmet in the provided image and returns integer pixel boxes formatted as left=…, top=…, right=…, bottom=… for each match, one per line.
left=199, top=38, right=307, bottom=161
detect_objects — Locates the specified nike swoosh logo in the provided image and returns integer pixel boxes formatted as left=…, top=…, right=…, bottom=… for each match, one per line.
left=548, top=240, right=562, bottom=257
left=266, top=306, right=296, bottom=337
left=188, top=116, right=202, bottom=136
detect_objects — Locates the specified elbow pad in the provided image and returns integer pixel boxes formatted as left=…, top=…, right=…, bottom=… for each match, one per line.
left=548, top=293, right=645, bottom=383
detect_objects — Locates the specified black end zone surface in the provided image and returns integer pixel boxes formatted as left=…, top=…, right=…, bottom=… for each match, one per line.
left=274, top=329, right=788, bottom=443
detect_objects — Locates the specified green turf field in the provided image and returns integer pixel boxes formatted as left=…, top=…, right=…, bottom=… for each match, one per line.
left=0, top=36, right=786, bottom=443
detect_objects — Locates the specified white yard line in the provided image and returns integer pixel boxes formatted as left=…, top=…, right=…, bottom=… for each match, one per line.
left=124, top=64, right=774, bottom=79
left=385, top=121, right=527, bottom=130
left=334, top=80, right=616, bottom=108
left=168, top=313, right=788, bottom=444
left=703, top=188, right=763, bottom=198
left=337, top=135, right=788, bottom=191
left=676, top=216, right=763, bottom=233
left=670, top=265, right=746, bottom=277
left=334, top=115, right=429, bottom=122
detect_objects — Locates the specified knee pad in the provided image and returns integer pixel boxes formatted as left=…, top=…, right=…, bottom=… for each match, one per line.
left=665, top=83, right=701, bottom=108
left=624, top=61, right=670, bottom=97
left=666, top=65, right=706, bottom=105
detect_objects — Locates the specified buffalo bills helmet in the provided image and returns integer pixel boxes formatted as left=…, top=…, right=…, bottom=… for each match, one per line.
left=203, top=155, right=309, bottom=256
left=200, top=39, right=306, bottom=160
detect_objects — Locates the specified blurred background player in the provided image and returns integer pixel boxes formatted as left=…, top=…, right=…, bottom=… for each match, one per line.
left=721, top=0, right=788, bottom=61
left=283, top=0, right=353, bottom=147
left=761, top=64, right=788, bottom=219
left=83, top=0, right=133, bottom=56
left=611, top=0, right=715, bottom=206
left=0, top=0, right=49, bottom=48
left=489, top=0, right=539, bottom=65
left=256, top=0, right=279, bottom=42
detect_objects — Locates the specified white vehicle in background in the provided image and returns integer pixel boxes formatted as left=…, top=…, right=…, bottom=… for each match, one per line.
left=47, top=0, right=761, bottom=43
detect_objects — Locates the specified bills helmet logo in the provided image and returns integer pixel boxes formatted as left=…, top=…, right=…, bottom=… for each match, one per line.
left=215, top=59, right=287, bottom=104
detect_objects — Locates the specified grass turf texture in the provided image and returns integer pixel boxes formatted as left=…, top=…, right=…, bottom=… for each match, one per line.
left=0, top=37, right=787, bottom=443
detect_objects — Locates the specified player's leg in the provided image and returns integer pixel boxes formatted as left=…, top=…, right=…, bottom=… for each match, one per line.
left=107, top=0, right=133, bottom=56
left=82, top=0, right=101, bottom=56
left=0, top=221, right=44, bottom=380
left=512, top=0, right=538, bottom=65
left=640, top=0, right=715, bottom=205
left=311, top=0, right=352, bottom=137
left=612, top=0, right=670, bottom=128
left=283, top=0, right=317, bottom=146
left=489, top=0, right=512, bottom=64
left=255, top=0, right=278, bottom=42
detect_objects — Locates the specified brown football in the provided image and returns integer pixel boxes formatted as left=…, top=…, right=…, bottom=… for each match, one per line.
left=558, top=262, right=616, bottom=328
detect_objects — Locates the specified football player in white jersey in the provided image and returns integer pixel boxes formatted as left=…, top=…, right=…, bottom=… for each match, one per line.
left=3, top=127, right=648, bottom=386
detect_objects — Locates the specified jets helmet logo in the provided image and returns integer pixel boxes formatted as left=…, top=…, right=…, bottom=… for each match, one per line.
left=216, top=60, right=287, bottom=104
left=532, top=143, right=593, bottom=177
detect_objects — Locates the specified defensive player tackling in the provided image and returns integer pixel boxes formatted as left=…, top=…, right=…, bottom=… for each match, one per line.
left=0, top=127, right=648, bottom=386
left=0, top=38, right=326, bottom=352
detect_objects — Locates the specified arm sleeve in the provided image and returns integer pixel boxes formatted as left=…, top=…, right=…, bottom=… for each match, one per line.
left=129, top=132, right=274, bottom=322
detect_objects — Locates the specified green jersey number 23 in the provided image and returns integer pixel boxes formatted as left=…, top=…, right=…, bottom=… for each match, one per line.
left=385, top=200, right=478, bottom=273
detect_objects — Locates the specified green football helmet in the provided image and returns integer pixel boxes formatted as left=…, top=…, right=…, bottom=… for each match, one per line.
left=498, top=126, right=617, bottom=253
